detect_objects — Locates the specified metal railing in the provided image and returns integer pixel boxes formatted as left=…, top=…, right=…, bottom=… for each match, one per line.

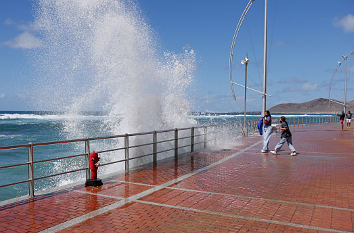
left=0, top=115, right=338, bottom=201
left=0, top=125, right=209, bottom=199
left=208, top=115, right=338, bottom=138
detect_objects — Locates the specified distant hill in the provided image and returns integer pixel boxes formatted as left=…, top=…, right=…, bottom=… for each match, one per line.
left=269, top=98, right=354, bottom=114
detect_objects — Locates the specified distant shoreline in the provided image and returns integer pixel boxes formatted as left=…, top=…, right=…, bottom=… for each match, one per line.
left=1, top=97, right=352, bottom=115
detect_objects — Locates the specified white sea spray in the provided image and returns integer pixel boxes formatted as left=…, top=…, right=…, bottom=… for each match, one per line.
left=31, top=0, right=197, bottom=186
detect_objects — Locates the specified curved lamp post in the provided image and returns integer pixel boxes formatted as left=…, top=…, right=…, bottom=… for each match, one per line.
left=329, top=51, right=353, bottom=113
left=229, top=0, right=271, bottom=119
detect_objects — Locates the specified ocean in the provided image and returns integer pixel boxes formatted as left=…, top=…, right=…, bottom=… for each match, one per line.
left=0, top=111, right=336, bottom=202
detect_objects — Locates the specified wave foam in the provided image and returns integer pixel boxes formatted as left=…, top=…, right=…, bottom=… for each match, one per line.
left=0, top=113, right=106, bottom=120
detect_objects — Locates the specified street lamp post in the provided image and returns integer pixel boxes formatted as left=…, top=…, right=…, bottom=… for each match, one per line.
left=262, top=0, right=268, bottom=117
left=329, top=51, right=353, bottom=114
left=343, top=55, right=348, bottom=113
left=241, top=55, right=250, bottom=135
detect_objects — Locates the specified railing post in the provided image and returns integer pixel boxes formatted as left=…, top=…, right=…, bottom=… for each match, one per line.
left=28, top=143, right=34, bottom=198
left=254, top=120, right=257, bottom=132
left=174, top=129, right=178, bottom=159
left=125, top=134, right=129, bottom=174
left=204, top=127, right=207, bottom=149
left=153, top=131, right=157, bottom=165
left=84, top=140, right=90, bottom=181
left=191, top=127, right=195, bottom=153
left=214, top=126, right=217, bottom=145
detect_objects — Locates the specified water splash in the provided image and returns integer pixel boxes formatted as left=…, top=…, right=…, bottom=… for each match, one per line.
left=33, top=0, right=196, bottom=137
left=31, top=0, right=197, bottom=186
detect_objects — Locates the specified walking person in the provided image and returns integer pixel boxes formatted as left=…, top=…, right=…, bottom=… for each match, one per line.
left=271, top=116, right=296, bottom=156
left=337, top=111, right=345, bottom=130
left=261, top=110, right=273, bottom=153
left=346, top=111, right=352, bottom=128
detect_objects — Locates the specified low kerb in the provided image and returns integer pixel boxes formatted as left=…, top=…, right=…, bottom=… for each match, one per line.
left=0, top=124, right=353, bottom=233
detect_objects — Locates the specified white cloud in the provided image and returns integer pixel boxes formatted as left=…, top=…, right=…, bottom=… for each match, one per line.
left=0, top=93, right=5, bottom=98
left=17, top=22, right=41, bottom=31
left=3, top=18, right=39, bottom=31
left=3, top=32, right=42, bottom=49
left=3, top=18, right=15, bottom=25
left=333, top=14, right=354, bottom=32
left=302, top=82, right=319, bottom=91
left=284, top=77, right=306, bottom=84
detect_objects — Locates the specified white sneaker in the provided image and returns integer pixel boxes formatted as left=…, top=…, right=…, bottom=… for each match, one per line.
left=290, top=152, right=297, bottom=156
left=271, top=150, right=277, bottom=155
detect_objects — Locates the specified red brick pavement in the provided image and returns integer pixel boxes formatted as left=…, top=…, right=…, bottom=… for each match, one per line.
left=0, top=123, right=353, bottom=232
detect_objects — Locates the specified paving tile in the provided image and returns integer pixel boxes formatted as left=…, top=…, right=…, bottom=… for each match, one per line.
left=76, top=181, right=151, bottom=198
left=0, top=191, right=118, bottom=232
left=58, top=202, right=336, bottom=233
left=331, top=209, right=353, bottom=232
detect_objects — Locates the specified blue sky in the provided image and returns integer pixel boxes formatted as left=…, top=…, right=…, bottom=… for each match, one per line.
left=0, top=0, right=353, bottom=112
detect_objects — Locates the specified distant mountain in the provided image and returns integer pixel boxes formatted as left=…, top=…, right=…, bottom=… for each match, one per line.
left=269, top=98, right=354, bottom=114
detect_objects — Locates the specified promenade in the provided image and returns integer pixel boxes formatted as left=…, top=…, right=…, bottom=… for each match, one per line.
left=1, top=123, right=353, bottom=233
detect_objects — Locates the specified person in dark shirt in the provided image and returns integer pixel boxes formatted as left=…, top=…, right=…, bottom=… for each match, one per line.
left=271, top=116, right=296, bottom=156
left=346, top=111, right=352, bottom=128
left=337, top=111, right=345, bottom=130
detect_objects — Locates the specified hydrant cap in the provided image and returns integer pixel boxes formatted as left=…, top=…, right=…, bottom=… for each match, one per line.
left=90, top=152, right=99, bottom=162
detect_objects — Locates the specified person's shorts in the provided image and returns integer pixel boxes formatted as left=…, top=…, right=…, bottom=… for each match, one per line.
left=340, top=120, right=344, bottom=123
left=346, top=119, right=351, bottom=123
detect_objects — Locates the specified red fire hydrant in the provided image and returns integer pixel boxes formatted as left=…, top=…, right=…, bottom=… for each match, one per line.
left=90, top=152, right=100, bottom=180
left=85, top=152, right=103, bottom=187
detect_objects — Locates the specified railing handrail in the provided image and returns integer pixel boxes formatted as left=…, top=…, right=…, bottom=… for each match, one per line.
left=0, top=125, right=209, bottom=151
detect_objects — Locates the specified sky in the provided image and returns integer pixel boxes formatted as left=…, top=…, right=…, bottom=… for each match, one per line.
left=0, top=0, right=353, bottom=112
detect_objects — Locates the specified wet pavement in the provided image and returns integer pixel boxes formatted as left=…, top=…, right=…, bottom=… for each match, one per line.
left=0, top=123, right=353, bottom=232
